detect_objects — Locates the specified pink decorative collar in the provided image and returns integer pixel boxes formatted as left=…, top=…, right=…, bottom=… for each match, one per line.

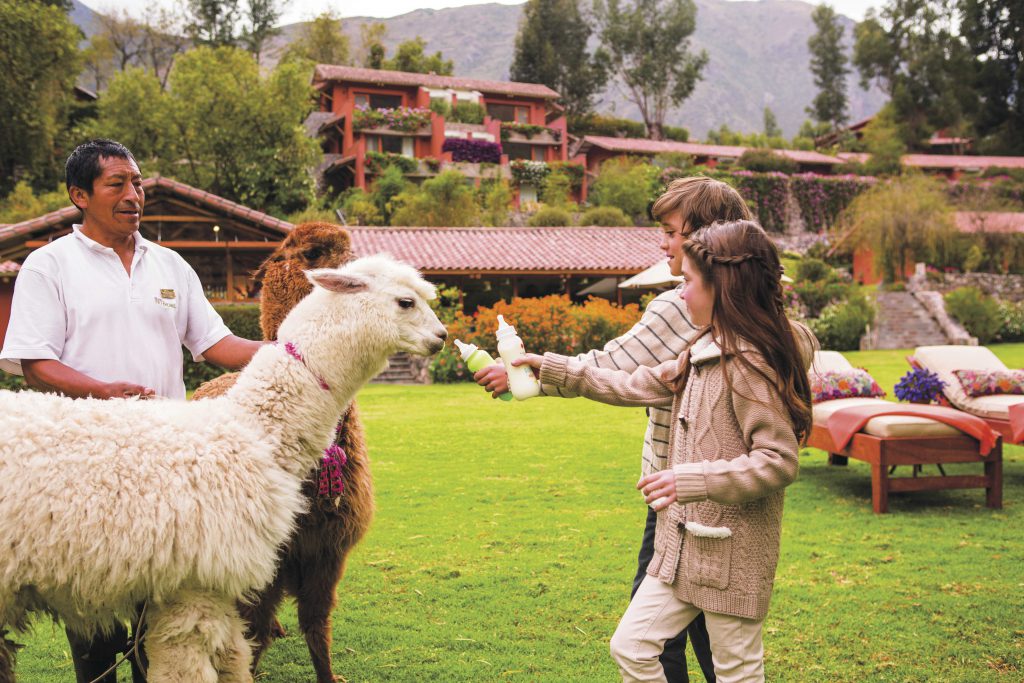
left=280, top=341, right=330, bottom=391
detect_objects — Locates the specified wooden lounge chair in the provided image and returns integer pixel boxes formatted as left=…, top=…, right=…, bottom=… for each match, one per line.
left=806, top=350, right=1002, bottom=513
left=909, top=345, right=1024, bottom=445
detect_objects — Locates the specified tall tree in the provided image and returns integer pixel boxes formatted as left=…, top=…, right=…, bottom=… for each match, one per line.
left=95, top=9, right=146, bottom=71
left=357, top=22, right=386, bottom=69
left=0, top=0, right=81, bottom=195
left=853, top=0, right=975, bottom=147
left=186, top=0, right=241, bottom=47
left=763, top=106, right=781, bottom=138
left=139, top=8, right=190, bottom=90
left=91, top=46, right=319, bottom=215
left=594, top=0, right=708, bottom=140
left=806, top=3, right=850, bottom=129
left=383, top=37, right=453, bottom=75
left=241, top=0, right=284, bottom=64
left=959, top=0, right=1023, bottom=154
left=282, top=11, right=349, bottom=65
left=509, top=0, right=608, bottom=119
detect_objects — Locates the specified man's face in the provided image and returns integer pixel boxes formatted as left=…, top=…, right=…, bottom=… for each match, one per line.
left=70, top=156, right=144, bottom=239
left=659, top=210, right=688, bottom=276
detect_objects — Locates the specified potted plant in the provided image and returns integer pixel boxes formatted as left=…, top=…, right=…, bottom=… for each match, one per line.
left=894, top=367, right=946, bottom=404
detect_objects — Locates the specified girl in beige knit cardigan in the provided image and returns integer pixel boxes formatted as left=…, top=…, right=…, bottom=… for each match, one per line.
left=517, top=219, right=814, bottom=683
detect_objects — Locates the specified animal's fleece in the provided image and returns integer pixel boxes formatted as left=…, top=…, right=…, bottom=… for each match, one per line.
left=192, top=222, right=375, bottom=682
left=0, top=255, right=447, bottom=683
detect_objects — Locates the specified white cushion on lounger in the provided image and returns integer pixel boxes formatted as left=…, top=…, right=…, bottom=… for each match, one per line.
left=811, top=350, right=854, bottom=376
left=812, top=396, right=961, bottom=438
left=913, top=345, right=1024, bottom=419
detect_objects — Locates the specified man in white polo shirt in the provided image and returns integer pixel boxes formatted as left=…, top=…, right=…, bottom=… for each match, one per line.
left=0, top=139, right=265, bottom=682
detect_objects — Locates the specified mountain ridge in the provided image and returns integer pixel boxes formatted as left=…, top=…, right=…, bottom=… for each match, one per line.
left=71, top=0, right=885, bottom=138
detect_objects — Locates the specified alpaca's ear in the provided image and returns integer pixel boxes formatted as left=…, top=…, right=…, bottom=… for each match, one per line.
left=306, top=269, right=369, bottom=293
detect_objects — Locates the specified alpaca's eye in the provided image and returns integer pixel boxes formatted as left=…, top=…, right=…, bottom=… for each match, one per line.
left=397, top=298, right=415, bottom=309
left=303, top=247, right=323, bottom=261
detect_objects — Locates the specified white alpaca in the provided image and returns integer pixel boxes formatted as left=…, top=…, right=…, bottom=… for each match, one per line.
left=0, top=255, right=447, bottom=683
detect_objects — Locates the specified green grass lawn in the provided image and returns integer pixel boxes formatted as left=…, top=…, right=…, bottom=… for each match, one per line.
left=13, top=346, right=1024, bottom=681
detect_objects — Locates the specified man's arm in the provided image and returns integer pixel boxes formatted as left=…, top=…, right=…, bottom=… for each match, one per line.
left=201, top=335, right=267, bottom=371
left=22, top=359, right=154, bottom=399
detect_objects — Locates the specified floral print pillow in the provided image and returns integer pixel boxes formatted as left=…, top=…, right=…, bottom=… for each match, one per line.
left=953, top=369, right=1024, bottom=397
left=810, top=369, right=886, bottom=404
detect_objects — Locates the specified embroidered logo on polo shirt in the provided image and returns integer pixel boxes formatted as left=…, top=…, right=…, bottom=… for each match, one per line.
left=155, top=288, right=177, bottom=310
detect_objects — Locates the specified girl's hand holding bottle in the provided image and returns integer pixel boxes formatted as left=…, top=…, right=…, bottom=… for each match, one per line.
left=638, top=470, right=677, bottom=511
left=510, top=353, right=544, bottom=375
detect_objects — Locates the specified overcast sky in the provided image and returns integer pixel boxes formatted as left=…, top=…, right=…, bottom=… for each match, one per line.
left=86, top=0, right=884, bottom=24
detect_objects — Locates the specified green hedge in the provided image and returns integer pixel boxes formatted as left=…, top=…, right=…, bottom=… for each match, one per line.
left=808, top=292, right=874, bottom=351
left=183, top=304, right=261, bottom=390
left=944, top=287, right=1001, bottom=344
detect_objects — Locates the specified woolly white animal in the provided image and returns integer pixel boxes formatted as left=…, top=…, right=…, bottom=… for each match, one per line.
left=0, top=255, right=447, bottom=683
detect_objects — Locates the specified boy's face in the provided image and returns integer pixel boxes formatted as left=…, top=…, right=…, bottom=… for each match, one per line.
left=659, top=210, right=688, bottom=276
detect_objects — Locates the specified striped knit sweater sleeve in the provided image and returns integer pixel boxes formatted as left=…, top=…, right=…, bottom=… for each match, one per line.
left=539, top=290, right=698, bottom=398
left=537, top=289, right=700, bottom=476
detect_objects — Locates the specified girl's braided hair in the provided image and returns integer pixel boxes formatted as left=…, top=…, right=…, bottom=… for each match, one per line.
left=679, top=220, right=813, bottom=442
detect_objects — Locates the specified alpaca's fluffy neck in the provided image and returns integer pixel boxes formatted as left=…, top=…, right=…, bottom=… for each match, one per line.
left=226, top=331, right=387, bottom=477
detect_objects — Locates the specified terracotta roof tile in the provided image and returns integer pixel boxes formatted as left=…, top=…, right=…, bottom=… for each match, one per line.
left=903, top=154, right=1024, bottom=170
left=313, top=65, right=560, bottom=100
left=580, top=136, right=747, bottom=158
left=349, top=226, right=663, bottom=273
left=0, top=176, right=293, bottom=247
left=578, top=136, right=843, bottom=165
left=955, top=211, right=1024, bottom=233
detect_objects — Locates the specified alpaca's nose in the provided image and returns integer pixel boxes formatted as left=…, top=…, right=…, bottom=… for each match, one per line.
left=436, top=328, right=448, bottom=341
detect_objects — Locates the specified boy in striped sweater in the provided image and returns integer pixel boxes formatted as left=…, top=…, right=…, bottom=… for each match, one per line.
left=475, top=176, right=752, bottom=682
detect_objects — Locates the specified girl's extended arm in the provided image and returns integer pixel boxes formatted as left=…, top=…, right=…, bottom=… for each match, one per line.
left=522, top=351, right=677, bottom=408
left=673, top=360, right=800, bottom=506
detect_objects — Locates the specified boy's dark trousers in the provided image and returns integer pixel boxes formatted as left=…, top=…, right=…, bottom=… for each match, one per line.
left=67, top=622, right=147, bottom=683
left=632, top=507, right=717, bottom=683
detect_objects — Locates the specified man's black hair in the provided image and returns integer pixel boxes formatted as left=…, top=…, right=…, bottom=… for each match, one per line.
left=65, top=139, right=137, bottom=195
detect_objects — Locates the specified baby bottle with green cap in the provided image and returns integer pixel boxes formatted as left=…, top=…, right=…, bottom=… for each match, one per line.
left=495, top=315, right=541, bottom=400
left=454, top=339, right=513, bottom=401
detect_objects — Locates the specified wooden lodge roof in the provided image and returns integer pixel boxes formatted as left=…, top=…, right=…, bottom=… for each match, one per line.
left=348, top=226, right=664, bottom=275
left=0, top=176, right=292, bottom=261
left=313, top=65, right=560, bottom=101
left=574, top=136, right=843, bottom=166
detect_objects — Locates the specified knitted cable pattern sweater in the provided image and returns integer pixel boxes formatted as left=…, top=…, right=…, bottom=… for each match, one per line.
left=540, top=332, right=807, bottom=620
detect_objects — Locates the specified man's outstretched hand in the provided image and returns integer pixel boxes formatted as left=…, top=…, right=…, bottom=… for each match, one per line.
left=474, top=364, right=510, bottom=399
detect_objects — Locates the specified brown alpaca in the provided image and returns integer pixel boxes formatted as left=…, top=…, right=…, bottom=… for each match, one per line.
left=193, top=222, right=374, bottom=683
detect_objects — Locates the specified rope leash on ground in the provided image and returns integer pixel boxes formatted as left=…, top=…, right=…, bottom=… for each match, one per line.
left=86, top=601, right=147, bottom=683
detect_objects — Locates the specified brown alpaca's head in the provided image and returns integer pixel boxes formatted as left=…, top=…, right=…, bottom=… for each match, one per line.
left=257, top=222, right=355, bottom=340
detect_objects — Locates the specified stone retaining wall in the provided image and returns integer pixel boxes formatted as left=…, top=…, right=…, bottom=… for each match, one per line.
left=915, top=271, right=1024, bottom=302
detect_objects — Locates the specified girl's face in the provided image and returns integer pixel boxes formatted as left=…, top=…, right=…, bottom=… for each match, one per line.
left=679, top=254, right=714, bottom=327
left=659, top=210, right=687, bottom=276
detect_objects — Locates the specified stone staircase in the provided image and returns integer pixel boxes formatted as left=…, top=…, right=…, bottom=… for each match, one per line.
left=371, top=352, right=428, bottom=384
left=863, top=290, right=949, bottom=350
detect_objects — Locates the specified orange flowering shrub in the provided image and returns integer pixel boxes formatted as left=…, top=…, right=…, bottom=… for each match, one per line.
left=429, top=292, right=643, bottom=383
left=572, top=297, right=642, bottom=353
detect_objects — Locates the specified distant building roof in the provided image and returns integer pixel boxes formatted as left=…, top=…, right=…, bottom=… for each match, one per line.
left=349, top=226, right=663, bottom=274
left=313, top=65, right=560, bottom=100
left=576, top=135, right=746, bottom=159
left=304, top=111, right=344, bottom=137
left=955, top=211, right=1024, bottom=234
left=575, top=136, right=843, bottom=166
left=0, top=176, right=292, bottom=246
left=903, top=154, right=1024, bottom=171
